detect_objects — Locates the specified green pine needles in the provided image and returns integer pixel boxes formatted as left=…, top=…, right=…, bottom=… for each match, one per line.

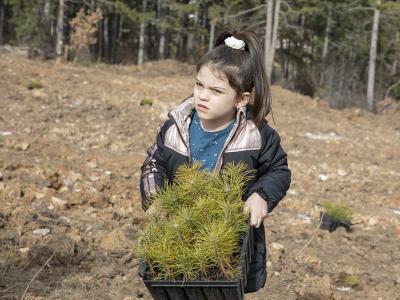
left=136, top=162, right=252, bottom=281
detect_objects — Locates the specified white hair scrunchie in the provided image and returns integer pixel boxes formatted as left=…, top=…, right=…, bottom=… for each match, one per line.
left=224, top=36, right=246, bottom=50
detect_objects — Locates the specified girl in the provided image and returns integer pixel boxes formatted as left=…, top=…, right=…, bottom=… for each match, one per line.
left=140, top=24, right=291, bottom=293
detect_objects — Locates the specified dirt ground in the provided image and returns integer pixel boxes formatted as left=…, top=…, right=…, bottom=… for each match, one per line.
left=0, top=52, right=399, bottom=300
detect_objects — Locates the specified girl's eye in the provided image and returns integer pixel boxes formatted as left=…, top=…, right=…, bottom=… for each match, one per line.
left=213, top=89, right=222, bottom=94
left=195, top=82, right=203, bottom=88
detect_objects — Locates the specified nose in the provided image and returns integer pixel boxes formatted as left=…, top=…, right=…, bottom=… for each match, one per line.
left=199, top=88, right=209, bottom=102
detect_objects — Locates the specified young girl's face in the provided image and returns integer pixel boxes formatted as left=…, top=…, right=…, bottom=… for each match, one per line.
left=194, top=65, right=247, bottom=131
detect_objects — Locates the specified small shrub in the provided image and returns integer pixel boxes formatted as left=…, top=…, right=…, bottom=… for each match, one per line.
left=140, top=97, right=153, bottom=106
left=322, top=201, right=352, bottom=223
left=27, top=80, right=44, bottom=90
left=344, top=274, right=360, bottom=287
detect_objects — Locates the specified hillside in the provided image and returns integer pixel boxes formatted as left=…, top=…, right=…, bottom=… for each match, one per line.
left=0, top=53, right=399, bottom=300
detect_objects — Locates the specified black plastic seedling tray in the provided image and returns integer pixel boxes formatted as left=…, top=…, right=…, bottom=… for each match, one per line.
left=139, top=226, right=254, bottom=300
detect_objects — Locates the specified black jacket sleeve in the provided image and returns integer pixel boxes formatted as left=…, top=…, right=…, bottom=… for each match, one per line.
left=139, top=122, right=168, bottom=211
left=247, top=125, right=291, bottom=213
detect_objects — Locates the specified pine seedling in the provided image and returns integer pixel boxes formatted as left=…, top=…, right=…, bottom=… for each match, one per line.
left=174, top=162, right=212, bottom=203
left=137, top=162, right=252, bottom=281
left=322, top=201, right=352, bottom=224
left=195, top=221, right=238, bottom=278
left=150, top=181, right=180, bottom=216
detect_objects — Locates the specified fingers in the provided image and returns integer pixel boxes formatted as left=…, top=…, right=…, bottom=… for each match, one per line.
left=250, top=213, right=258, bottom=228
left=256, top=217, right=262, bottom=228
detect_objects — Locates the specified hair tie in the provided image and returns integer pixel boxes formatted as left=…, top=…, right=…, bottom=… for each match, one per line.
left=224, top=36, right=246, bottom=50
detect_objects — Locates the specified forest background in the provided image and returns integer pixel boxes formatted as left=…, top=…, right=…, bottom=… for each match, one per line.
left=0, top=0, right=399, bottom=111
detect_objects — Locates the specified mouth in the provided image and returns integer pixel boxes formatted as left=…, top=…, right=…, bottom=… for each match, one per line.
left=197, top=104, right=209, bottom=111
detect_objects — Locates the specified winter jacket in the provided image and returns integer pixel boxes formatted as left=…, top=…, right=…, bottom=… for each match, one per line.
left=139, top=97, right=291, bottom=293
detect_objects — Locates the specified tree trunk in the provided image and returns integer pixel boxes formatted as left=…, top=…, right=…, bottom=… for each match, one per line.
left=322, top=6, right=332, bottom=61
left=103, top=16, right=109, bottom=60
left=391, top=32, right=399, bottom=77
left=159, top=32, right=166, bottom=59
left=44, top=0, right=51, bottom=19
left=118, top=15, right=123, bottom=43
left=0, top=0, right=5, bottom=45
left=98, top=19, right=103, bottom=62
left=157, top=0, right=165, bottom=59
left=56, top=0, right=65, bottom=63
left=367, top=1, right=380, bottom=112
left=320, top=5, right=332, bottom=86
left=209, top=19, right=216, bottom=52
left=264, top=0, right=273, bottom=75
left=138, top=0, right=147, bottom=65
left=267, top=0, right=281, bottom=80
left=187, top=0, right=198, bottom=62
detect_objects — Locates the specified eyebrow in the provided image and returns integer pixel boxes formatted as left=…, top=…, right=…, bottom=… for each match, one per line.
left=195, top=78, right=226, bottom=91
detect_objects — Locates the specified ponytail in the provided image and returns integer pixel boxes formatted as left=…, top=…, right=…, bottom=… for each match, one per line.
left=197, top=24, right=272, bottom=127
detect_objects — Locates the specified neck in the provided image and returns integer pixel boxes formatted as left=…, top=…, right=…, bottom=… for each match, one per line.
left=199, top=111, right=236, bottom=132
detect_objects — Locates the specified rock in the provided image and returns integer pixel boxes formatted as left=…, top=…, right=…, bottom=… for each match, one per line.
left=87, top=161, right=98, bottom=168
left=19, top=247, right=30, bottom=255
left=51, top=196, right=67, bottom=209
left=16, top=142, right=30, bottom=151
left=337, top=169, right=348, bottom=177
left=89, top=193, right=109, bottom=208
left=32, top=89, right=47, bottom=99
left=0, top=131, right=12, bottom=136
left=66, top=171, right=83, bottom=184
left=33, top=228, right=50, bottom=236
left=46, top=173, right=63, bottom=190
left=136, top=288, right=145, bottom=298
left=319, top=174, right=329, bottom=181
left=367, top=217, right=379, bottom=226
left=305, top=255, right=322, bottom=273
left=271, top=242, right=284, bottom=250
left=269, top=242, right=285, bottom=264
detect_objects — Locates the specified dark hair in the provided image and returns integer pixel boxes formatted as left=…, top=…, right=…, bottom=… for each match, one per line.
left=196, top=24, right=272, bottom=127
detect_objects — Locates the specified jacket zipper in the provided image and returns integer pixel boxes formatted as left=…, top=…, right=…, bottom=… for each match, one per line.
left=212, top=113, right=243, bottom=173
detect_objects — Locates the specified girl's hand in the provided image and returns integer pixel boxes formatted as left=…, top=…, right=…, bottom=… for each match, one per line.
left=244, top=192, right=268, bottom=228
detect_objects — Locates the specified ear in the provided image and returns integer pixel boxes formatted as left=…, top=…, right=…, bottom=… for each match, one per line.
left=236, top=92, right=250, bottom=108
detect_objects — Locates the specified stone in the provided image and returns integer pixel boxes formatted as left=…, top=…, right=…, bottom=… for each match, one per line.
left=16, top=142, right=30, bottom=151
left=367, top=217, right=379, bottom=226
left=271, top=242, right=284, bottom=250
left=33, top=228, right=51, bottom=236
left=269, top=242, right=285, bottom=264
left=19, top=247, right=30, bottom=255
left=51, top=196, right=67, bottom=209
left=305, top=255, right=322, bottom=273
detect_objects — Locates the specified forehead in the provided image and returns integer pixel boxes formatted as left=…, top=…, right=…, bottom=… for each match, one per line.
left=197, top=65, right=230, bottom=87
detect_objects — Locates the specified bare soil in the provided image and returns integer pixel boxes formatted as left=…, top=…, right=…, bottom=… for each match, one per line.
left=0, top=53, right=399, bottom=300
